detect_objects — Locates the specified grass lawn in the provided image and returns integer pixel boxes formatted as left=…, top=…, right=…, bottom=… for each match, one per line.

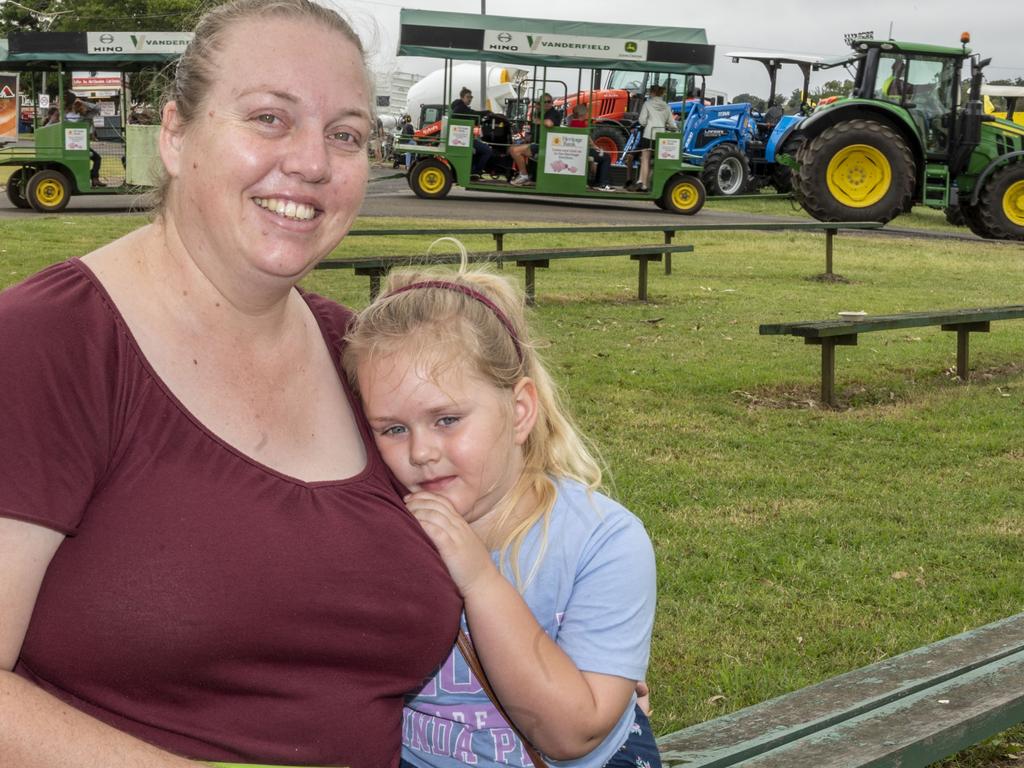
left=1, top=208, right=1022, bottom=766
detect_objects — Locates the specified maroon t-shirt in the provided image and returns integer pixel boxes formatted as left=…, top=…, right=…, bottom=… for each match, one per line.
left=0, top=260, right=461, bottom=767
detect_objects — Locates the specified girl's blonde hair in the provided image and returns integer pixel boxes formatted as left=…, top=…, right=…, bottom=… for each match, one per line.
left=342, top=264, right=603, bottom=587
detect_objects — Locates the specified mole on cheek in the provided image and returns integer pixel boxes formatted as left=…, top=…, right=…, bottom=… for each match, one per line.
left=193, top=162, right=198, bottom=169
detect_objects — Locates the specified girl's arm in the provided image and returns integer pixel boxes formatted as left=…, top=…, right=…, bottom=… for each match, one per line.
left=0, top=517, right=203, bottom=768
left=406, top=492, right=636, bottom=760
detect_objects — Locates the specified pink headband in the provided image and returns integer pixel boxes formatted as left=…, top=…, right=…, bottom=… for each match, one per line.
left=384, top=280, right=525, bottom=365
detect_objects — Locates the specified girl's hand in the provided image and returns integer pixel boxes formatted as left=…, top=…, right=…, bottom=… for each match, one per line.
left=405, top=491, right=501, bottom=598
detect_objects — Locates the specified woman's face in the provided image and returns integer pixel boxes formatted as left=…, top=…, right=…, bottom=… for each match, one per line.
left=161, top=16, right=371, bottom=286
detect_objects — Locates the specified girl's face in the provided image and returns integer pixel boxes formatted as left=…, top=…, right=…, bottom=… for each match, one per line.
left=160, top=16, right=371, bottom=287
left=358, top=353, right=537, bottom=533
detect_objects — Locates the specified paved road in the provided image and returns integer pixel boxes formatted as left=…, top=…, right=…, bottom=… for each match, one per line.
left=0, top=166, right=781, bottom=226
left=0, top=167, right=992, bottom=243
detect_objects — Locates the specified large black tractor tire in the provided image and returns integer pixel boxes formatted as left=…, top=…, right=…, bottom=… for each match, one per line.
left=5, top=168, right=31, bottom=209
left=796, top=119, right=915, bottom=223
left=660, top=174, right=706, bottom=215
left=701, top=144, right=750, bottom=196
left=975, top=163, right=1024, bottom=241
left=589, top=124, right=627, bottom=164
left=409, top=158, right=453, bottom=199
left=959, top=201, right=992, bottom=239
left=943, top=204, right=966, bottom=227
left=27, top=168, right=72, bottom=213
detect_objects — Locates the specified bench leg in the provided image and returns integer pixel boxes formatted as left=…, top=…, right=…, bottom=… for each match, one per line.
left=494, top=233, right=504, bottom=271
left=524, top=263, right=536, bottom=306
left=825, top=228, right=836, bottom=276
left=941, top=322, right=990, bottom=381
left=957, top=329, right=970, bottom=381
left=664, top=231, right=673, bottom=276
left=808, top=334, right=857, bottom=407
left=630, top=255, right=662, bottom=301
left=821, top=339, right=836, bottom=407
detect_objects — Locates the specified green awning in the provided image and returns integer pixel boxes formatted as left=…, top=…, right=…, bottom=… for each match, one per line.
left=398, top=9, right=714, bottom=74
left=0, top=31, right=189, bottom=71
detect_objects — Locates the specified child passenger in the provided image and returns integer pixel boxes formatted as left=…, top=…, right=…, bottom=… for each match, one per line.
left=343, top=267, right=661, bottom=768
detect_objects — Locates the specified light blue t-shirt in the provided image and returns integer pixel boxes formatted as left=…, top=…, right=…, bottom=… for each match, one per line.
left=402, top=478, right=657, bottom=768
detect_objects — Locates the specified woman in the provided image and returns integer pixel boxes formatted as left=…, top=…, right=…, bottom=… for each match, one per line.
left=635, top=85, right=677, bottom=192
left=0, top=1, right=461, bottom=766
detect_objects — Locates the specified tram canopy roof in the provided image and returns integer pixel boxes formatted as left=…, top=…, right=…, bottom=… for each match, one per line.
left=398, top=9, right=715, bottom=74
left=0, top=31, right=190, bottom=71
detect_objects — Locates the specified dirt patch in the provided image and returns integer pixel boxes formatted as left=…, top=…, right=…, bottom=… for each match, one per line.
left=805, top=272, right=853, bottom=284
left=736, top=360, right=1024, bottom=411
left=733, top=385, right=829, bottom=410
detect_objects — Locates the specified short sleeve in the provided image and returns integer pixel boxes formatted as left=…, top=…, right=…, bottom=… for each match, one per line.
left=0, top=263, right=118, bottom=533
left=556, top=506, right=657, bottom=681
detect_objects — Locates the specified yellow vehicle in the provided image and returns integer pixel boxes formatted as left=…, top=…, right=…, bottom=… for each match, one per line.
left=982, top=84, right=1024, bottom=127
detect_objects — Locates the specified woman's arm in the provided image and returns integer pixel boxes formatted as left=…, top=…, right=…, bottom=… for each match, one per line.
left=405, top=492, right=635, bottom=760
left=0, top=517, right=203, bottom=768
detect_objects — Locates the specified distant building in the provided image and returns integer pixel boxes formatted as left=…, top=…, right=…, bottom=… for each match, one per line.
left=374, top=70, right=422, bottom=116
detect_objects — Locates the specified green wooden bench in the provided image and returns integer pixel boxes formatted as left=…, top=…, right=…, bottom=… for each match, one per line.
left=658, top=611, right=1024, bottom=768
left=760, top=305, right=1024, bottom=406
left=343, top=221, right=882, bottom=278
left=316, top=243, right=695, bottom=304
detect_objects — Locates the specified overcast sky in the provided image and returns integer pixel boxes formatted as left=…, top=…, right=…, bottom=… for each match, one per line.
left=330, top=0, right=1024, bottom=101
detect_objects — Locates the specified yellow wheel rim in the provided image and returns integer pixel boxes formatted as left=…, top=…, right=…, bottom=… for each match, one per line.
left=825, top=144, right=891, bottom=208
left=418, top=167, right=446, bottom=195
left=1003, top=179, right=1024, bottom=226
left=671, top=182, right=699, bottom=211
left=36, top=179, right=66, bottom=208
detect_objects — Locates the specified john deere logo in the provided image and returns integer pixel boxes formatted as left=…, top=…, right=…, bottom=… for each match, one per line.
left=625, top=41, right=638, bottom=53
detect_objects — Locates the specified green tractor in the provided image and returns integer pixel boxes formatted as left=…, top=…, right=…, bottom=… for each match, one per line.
left=785, top=34, right=1024, bottom=240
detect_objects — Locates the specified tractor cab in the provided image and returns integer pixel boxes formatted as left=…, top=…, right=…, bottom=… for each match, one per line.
left=852, top=42, right=966, bottom=156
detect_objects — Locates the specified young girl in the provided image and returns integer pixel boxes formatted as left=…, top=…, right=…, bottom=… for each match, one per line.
left=343, top=267, right=660, bottom=768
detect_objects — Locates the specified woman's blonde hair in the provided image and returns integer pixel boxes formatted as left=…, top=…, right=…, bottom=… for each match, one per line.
left=342, top=263, right=604, bottom=588
left=150, top=0, right=369, bottom=212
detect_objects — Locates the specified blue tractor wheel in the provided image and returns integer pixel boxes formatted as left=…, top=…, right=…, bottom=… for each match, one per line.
left=701, top=144, right=750, bottom=196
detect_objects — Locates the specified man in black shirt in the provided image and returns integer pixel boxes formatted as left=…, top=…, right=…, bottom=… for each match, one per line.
left=450, top=87, right=494, bottom=180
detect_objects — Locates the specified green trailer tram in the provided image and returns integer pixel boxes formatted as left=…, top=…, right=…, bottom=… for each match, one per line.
left=1, top=31, right=189, bottom=212
left=396, top=10, right=715, bottom=215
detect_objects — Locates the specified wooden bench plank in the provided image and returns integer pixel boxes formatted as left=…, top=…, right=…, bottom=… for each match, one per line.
left=728, top=649, right=1024, bottom=768
left=343, top=222, right=883, bottom=237
left=316, top=244, right=694, bottom=304
left=342, top=222, right=880, bottom=276
left=760, top=306, right=1024, bottom=338
left=658, top=613, right=1024, bottom=768
left=759, top=306, right=1024, bottom=405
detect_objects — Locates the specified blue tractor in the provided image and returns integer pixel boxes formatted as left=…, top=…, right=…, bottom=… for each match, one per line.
left=675, top=99, right=759, bottom=195
left=671, top=52, right=840, bottom=195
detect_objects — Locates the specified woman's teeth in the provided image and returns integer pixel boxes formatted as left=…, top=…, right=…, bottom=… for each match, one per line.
left=253, top=197, right=316, bottom=221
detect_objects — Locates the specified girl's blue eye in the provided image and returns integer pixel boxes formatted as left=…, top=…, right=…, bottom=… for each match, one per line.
left=381, top=425, right=407, bottom=437
left=437, top=416, right=459, bottom=427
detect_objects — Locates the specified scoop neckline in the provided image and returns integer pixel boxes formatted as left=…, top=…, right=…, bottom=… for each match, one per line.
left=67, top=257, right=379, bottom=490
